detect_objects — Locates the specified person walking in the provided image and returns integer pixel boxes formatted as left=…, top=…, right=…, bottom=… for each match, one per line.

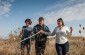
left=20, top=18, right=32, bottom=55
left=51, top=18, right=73, bottom=55
left=33, top=17, right=51, bottom=55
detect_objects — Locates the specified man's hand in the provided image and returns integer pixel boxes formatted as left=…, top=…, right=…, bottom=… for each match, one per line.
left=39, top=30, right=45, bottom=33
left=31, top=41, right=34, bottom=45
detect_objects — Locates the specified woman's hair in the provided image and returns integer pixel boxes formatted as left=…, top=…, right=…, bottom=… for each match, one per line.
left=57, top=18, right=65, bottom=26
left=25, top=18, right=32, bottom=25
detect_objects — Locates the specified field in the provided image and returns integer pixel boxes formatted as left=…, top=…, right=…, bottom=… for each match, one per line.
left=0, top=36, right=85, bottom=55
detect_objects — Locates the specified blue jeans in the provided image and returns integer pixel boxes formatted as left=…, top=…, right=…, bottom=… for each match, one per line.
left=55, top=41, right=69, bottom=55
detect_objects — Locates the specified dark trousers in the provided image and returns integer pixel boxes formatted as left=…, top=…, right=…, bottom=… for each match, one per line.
left=35, top=41, right=46, bottom=55
left=55, top=42, right=69, bottom=55
left=21, top=40, right=30, bottom=55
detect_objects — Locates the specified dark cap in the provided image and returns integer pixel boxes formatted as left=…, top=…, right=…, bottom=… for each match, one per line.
left=39, top=17, right=44, bottom=21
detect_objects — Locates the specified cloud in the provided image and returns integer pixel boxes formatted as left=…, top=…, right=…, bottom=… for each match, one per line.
left=0, top=0, right=14, bottom=16
left=57, top=2, right=85, bottom=21
left=37, top=0, right=85, bottom=26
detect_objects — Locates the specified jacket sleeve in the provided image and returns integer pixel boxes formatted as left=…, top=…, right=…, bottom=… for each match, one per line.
left=44, top=26, right=51, bottom=36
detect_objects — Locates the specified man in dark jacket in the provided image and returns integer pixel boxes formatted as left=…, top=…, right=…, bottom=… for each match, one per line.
left=33, top=17, right=51, bottom=55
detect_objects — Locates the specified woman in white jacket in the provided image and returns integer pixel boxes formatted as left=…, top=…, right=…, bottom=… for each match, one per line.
left=51, top=18, right=73, bottom=55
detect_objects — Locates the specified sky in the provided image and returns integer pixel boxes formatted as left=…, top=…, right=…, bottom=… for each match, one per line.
left=0, top=0, right=85, bottom=38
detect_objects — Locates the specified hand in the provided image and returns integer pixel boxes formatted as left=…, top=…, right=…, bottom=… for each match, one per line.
left=39, top=30, right=45, bottom=33
left=31, top=41, right=34, bottom=45
left=70, top=27, right=73, bottom=33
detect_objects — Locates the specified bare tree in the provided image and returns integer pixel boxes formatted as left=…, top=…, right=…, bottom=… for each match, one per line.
left=79, top=24, right=85, bottom=37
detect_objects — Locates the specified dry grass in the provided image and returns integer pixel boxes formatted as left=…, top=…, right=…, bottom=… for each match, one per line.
left=0, top=36, right=85, bottom=55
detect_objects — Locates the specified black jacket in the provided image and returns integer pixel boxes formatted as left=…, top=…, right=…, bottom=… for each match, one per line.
left=33, top=24, right=51, bottom=42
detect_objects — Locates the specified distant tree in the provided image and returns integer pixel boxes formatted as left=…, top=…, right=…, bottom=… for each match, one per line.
left=79, top=30, right=82, bottom=37
left=8, top=27, right=21, bottom=39
left=83, top=27, right=85, bottom=30
left=79, top=24, right=85, bottom=37
left=9, top=31, right=13, bottom=37
left=79, top=24, right=81, bottom=27
left=13, top=27, right=21, bottom=36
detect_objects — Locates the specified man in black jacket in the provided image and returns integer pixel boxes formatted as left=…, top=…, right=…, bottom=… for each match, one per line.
left=33, top=17, right=51, bottom=55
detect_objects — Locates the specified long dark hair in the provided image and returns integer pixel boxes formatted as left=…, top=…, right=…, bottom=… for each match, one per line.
left=57, top=18, right=65, bottom=26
